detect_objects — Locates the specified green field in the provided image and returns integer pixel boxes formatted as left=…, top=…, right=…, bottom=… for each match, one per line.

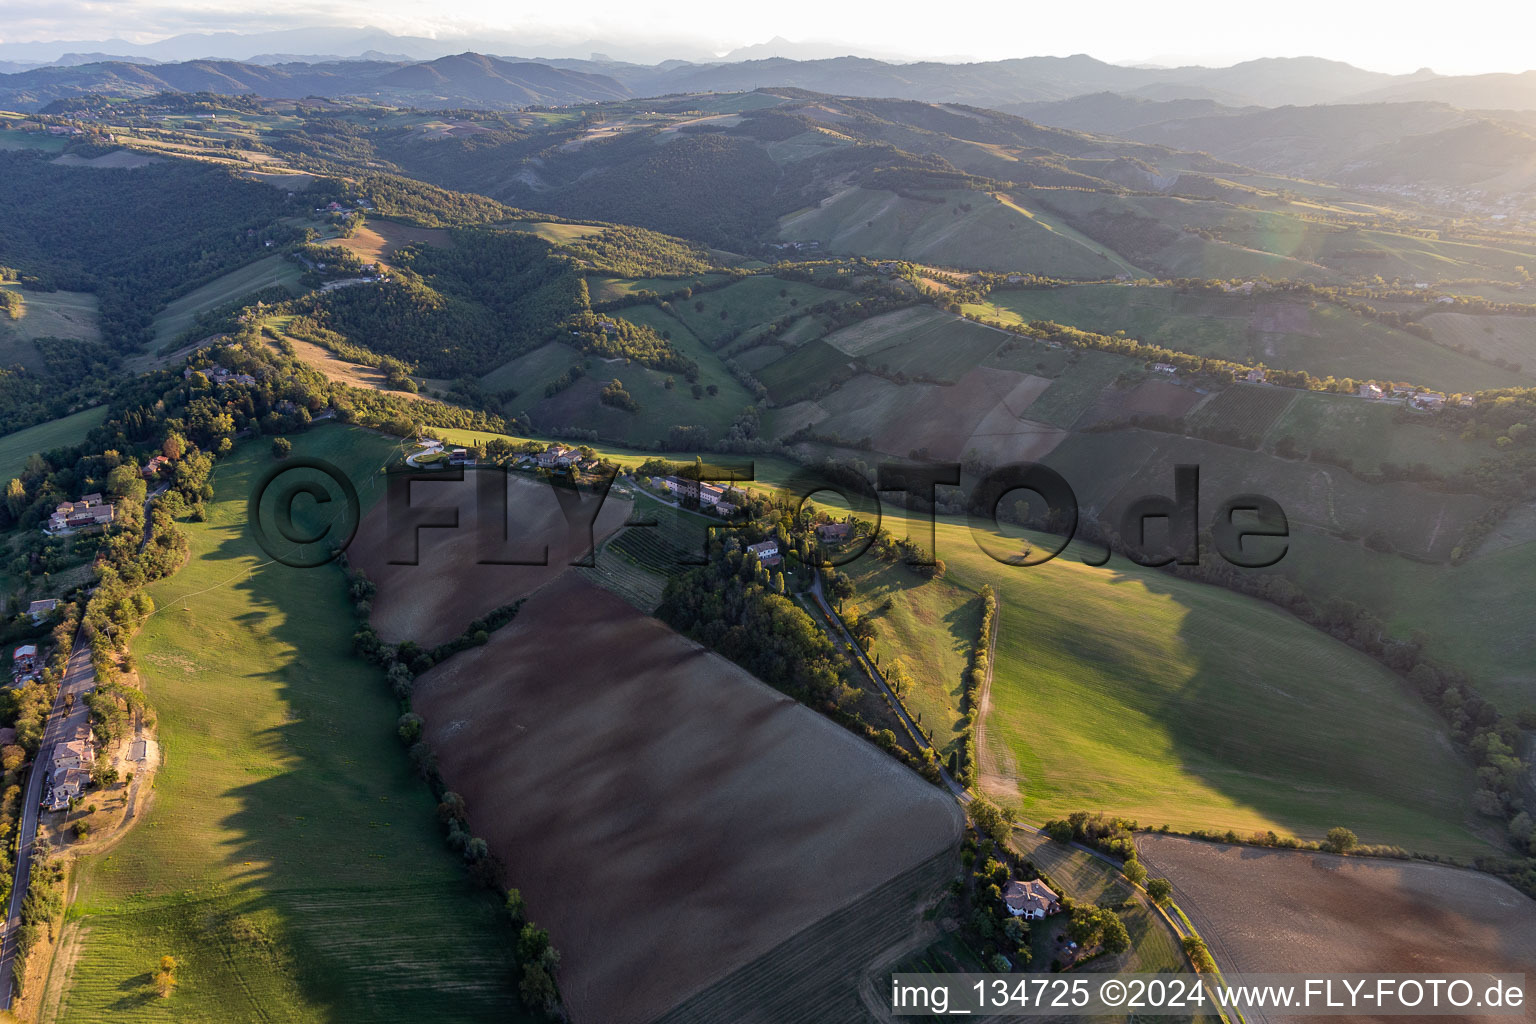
left=151, top=255, right=304, bottom=347
left=756, top=339, right=861, bottom=405
left=1039, top=427, right=1486, bottom=563
left=841, top=558, right=979, bottom=764
left=1260, top=530, right=1536, bottom=715
left=0, top=406, right=108, bottom=482
left=824, top=307, right=1004, bottom=383
left=855, top=509, right=1489, bottom=857
left=477, top=340, right=585, bottom=397
left=507, top=221, right=605, bottom=243
left=1186, top=384, right=1298, bottom=447
left=51, top=425, right=525, bottom=1023
left=780, top=188, right=1137, bottom=277
left=1006, top=350, right=1130, bottom=428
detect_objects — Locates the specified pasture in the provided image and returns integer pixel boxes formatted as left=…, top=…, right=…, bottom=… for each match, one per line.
left=0, top=406, right=109, bottom=482
left=506, top=220, right=604, bottom=243
left=411, top=572, right=963, bottom=1024
left=49, top=425, right=524, bottom=1024
left=151, top=255, right=304, bottom=347
left=1138, top=835, right=1536, bottom=977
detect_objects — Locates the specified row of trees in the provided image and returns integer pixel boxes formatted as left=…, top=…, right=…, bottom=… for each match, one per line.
left=345, top=568, right=565, bottom=1018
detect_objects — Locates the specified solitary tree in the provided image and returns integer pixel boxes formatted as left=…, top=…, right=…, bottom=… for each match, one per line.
left=271, top=437, right=292, bottom=459
left=1323, top=827, right=1358, bottom=854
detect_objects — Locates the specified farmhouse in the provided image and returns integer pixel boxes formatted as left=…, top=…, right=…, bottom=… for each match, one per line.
left=48, top=494, right=116, bottom=533
left=1002, top=879, right=1061, bottom=919
left=816, top=522, right=852, bottom=543
left=12, top=645, right=37, bottom=672
left=1358, top=383, right=1384, bottom=399
left=142, top=454, right=172, bottom=477
left=1152, top=363, right=1177, bottom=374
left=448, top=447, right=475, bottom=466
left=746, top=540, right=781, bottom=567
left=667, top=476, right=700, bottom=502
left=698, top=483, right=724, bottom=507
left=1411, top=391, right=1447, bottom=411
left=27, top=598, right=57, bottom=623
left=536, top=444, right=576, bottom=470
left=1236, top=368, right=1268, bottom=383
left=47, top=768, right=89, bottom=811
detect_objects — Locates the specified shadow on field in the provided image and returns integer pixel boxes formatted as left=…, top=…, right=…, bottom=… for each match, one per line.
left=1106, top=564, right=1476, bottom=848
left=119, top=432, right=528, bottom=1023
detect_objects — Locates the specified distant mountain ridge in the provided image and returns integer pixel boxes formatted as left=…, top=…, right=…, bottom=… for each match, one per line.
left=1014, top=93, right=1536, bottom=193
left=3, top=40, right=1536, bottom=112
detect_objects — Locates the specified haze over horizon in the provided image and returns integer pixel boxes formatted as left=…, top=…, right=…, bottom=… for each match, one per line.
left=1, top=2, right=1534, bottom=77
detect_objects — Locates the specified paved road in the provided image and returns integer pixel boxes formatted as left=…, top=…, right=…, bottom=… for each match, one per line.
left=0, top=632, right=96, bottom=1009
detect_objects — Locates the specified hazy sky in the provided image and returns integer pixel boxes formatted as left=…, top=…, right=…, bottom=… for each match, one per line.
left=3, top=0, right=1534, bottom=75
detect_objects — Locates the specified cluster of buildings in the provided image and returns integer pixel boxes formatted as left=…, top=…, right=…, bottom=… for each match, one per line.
left=47, top=493, right=115, bottom=534
left=1354, top=382, right=1457, bottom=410
left=657, top=476, right=741, bottom=515
left=184, top=364, right=257, bottom=387
left=516, top=443, right=600, bottom=473
left=46, top=727, right=95, bottom=812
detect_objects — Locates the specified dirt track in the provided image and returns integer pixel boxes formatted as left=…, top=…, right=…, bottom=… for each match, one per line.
left=348, top=472, right=631, bottom=646
left=412, top=573, right=963, bottom=1024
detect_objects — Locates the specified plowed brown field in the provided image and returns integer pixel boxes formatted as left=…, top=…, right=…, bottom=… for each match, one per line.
left=411, top=573, right=963, bottom=1023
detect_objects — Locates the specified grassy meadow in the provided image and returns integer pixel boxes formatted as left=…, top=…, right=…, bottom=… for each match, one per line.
left=48, top=425, right=525, bottom=1023
left=0, top=406, right=109, bottom=482
left=857, top=508, right=1490, bottom=858
left=150, top=255, right=304, bottom=348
